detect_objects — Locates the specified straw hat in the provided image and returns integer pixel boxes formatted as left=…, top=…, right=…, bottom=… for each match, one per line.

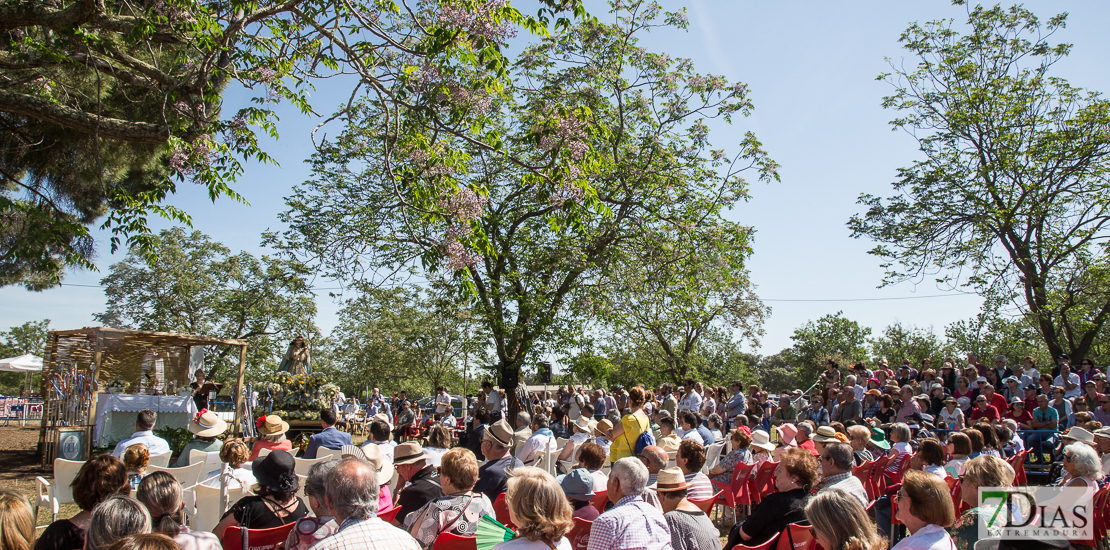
left=750, top=430, right=774, bottom=452
left=573, top=416, right=592, bottom=432
left=483, top=420, right=514, bottom=447
left=189, top=410, right=227, bottom=438
left=392, top=442, right=426, bottom=465
left=360, top=443, right=395, bottom=487
left=594, top=419, right=614, bottom=437
left=811, top=426, right=839, bottom=443
left=648, top=468, right=689, bottom=493
left=257, top=415, right=289, bottom=436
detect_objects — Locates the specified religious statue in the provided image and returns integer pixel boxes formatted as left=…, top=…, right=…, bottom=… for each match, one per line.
left=277, top=336, right=311, bottom=375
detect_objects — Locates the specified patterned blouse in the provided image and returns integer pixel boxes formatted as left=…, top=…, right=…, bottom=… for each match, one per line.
left=950, top=507, right=1001, bottom=550
left=711, top=448, right=753, bottom=484
left=402, top=492, right=495, bottom=549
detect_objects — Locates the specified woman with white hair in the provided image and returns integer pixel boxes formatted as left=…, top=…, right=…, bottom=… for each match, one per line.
left=85, top=495, right=152, bottom=550
left=1059, top=442, right=1101, bottom=496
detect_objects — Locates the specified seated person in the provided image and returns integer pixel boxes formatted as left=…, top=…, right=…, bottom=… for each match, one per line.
left=213, top=450, right=308, bottom=536
left=174, top=410, right=226, bottom=467
left=111, top=409, right=170, bottom=458
left=304, top=408, right=351, bottom=459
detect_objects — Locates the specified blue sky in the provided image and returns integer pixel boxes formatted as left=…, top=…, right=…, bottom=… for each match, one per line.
left=3, top=1, right=1109, bottom=358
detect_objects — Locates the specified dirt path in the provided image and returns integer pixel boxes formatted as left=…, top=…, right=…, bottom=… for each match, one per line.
left=0, top=424, right=81, bottom=525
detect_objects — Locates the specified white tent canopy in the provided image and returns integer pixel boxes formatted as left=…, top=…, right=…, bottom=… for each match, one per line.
left=0, top=354, right=43, bottom=372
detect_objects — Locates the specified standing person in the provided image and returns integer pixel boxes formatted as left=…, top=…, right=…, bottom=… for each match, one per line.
left=723, top=382, right=747, bottom=429
left=587, top=458, right=673, bottom=550
left=805, top=490, right=884, bottom=550
left=403, top=448, right=495, bottom=548
left=190, top=369, right=211, bottom=411
left=679, top=380, right=702, bottom=414
left=889, top=471, right=956, bottom=550
left=655, top=469, right=721, bottom=550
left=304, top=408, right=352, bottom=459
left=608, top=386, right=651, bottom=462
left=392, top=442, right=445, bottom=525
left=435, top=386, right=452, bottom=417
left=483, top=382, right=503, bottom=422
left=660, top=384, right=678, bottom=418
left=495, top=467, right=574, bottom=550
left=308, top=459, right=421, bottom=550
left=35, top=455, right=130, bottom=550
left=111, top=410, right=171, bottom=458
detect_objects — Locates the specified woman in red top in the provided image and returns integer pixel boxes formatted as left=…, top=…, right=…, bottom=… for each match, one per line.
left=250, top=415, right=293, bottom=460
left=1003, top=398, right=1034, bottom=430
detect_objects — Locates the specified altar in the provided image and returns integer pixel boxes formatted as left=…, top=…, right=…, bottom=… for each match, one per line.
left=93, top=394, right=198, bottom=447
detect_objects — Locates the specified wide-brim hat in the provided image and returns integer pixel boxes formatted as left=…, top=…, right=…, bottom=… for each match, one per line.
left=360, top=443, right=395, bottom=486
left=189, top=410, right=227, bottom=437
left=252, top=450, right=299, bottom=493
left=257, top=414, right=289, bottom=436
left=372, top=413, right=392, bottom=425
left=483, top=419, right=513, bottom=447
left=812, top=426, right=839, bottom=443
left=870, top=427, right=891, bottom=450
left=750, top=429, right=774, bottom=452
left=1094, top=427, right=1110, bottom=440
left=975, top=377, right=988, bottom=384
left=865, top=389, right=882, bottom=397
left=392, top=442, right=426, bottom=465
left=556, top=468, right=595, bottom=501
left=777, top=424, right=798, bottom=446
left=573, top=416, right=592, bottom=432
left=594, top=419, right=613, bottom=437
left=648, top=468, right=689, bottom=493
left=1062, top=427, right=1095, bottom=445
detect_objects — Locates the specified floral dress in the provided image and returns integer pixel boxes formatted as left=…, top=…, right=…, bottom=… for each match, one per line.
left=711, top=448, right=753, bottom=484
left=951, top=507, right=1001, bottom=550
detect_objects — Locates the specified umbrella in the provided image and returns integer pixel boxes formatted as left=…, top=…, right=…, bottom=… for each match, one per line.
left=0, top=354, right=43, bottom=373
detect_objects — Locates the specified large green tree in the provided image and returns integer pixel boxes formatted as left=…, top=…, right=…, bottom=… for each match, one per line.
left=1, top=0, right=584, bottom=288
left=274, top=0, right=777, bottom=418
left=94, top=227, right=317, bottom=378
left=869, top=322, right=954, bottom=369
left=849, top=2, right=1110, bottom=361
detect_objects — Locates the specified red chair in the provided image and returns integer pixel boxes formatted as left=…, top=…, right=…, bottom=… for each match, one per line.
left=431, top=532, right=477, bottom=550
left=734, top=534, right=779, bottom=550
left=220, top=523, right=297, bottom=550
left=851, top=459, right=878, bottom=501
left=1009, top=450, right=1028, bottom=486
left=774, top=523, right=816, bottom=550
left=493, top=493, right=514, bottom=530
left=749, top=461, right=779, bottom=503
left=590, top=490, right=609, bottom=513
left=890, top=495, right=904, bottom=545
left=868, top=455, right=892, bottom=496
left=713, top=462, right=757, bottom=515
left=568, top=517, right=593, bottom=550
left=378, top=505, right=401, bottom=523
left=689, top=490, right=722, bottom=515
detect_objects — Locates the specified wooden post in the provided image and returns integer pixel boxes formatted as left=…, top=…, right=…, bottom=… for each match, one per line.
left=233, top=344, right=247, bottom=437
left=87, top=331, right=104, bottom=455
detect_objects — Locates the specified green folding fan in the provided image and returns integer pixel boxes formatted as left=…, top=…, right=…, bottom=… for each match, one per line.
left=476, top=514, right=514, bottom=550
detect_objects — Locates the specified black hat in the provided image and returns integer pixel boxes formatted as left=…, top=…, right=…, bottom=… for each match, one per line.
left=1024, top=384, right=1038, bottom=391
left=1058, top=354, right=1070, bottom=360
left=251, top=449, right=299, bottom=493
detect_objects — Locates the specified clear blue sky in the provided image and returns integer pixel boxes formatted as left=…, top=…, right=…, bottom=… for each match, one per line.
left=3, top=1, right=1108, bottom=357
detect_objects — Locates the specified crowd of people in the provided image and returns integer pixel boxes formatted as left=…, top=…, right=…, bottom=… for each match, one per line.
left=6, top=353, right=1106, bottom=550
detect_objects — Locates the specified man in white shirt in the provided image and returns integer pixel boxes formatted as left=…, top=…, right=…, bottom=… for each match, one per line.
left=111, top=409, right=171, bottom=458
left=1055, top=363, right=1082, bottom=399
left=517, top=414, right=557, bottom=465
left=568, top=388, right=586, bottom=422
left=678, top=380, right=702, bottom=413
left=845, top=375, right=865, bottom=402
left=434, top=386, right=451, bottom=417
left=481, top=381, right=502, bottom=421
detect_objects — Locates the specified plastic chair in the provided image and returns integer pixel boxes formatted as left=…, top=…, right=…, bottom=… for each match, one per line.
left=432, top=532, right=477, bottom=549
left=750, top=461, right=779, bottom=503
left=734, top=534, right=779, bottom=550
left=189, top=449, right=223, bottom=469
left=378, top=506, right=401, bottom=523
left=713, top=462, right=756, bottom=516
left=295, top=474, right=309, bottom=501
left=220, top=523, right=296, bottom=550
left=703, top=443, right=725, bottom=474
left=690, top=490, right=722, bottom=515
left=147, top=462, right=205, bottom=511
left=590, top=490, right=609, bottom=513
left=868, top=455, right=893, bottom=497
left=493, top=493, right=514, bottom=530
left=1009, top=450, right=1028, bottom=485
left=294, top=456, right=331, bottom=476
left=568, top=517, right=593, bottom=549
left=851, top=459, right=878, bottom=501
left=34, top=458, right=84, bottom=523
left=148, top=452, right=172, bottom=468
left=774, top=523, right=815, bottom=550
left=192, top=483, right=246, bottom=532
left=257, top=448, right=272, bottom=458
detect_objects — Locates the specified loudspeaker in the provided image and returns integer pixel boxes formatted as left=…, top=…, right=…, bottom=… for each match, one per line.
left=500, top=367, right=519, bottom=389
left=538, top=362, right=553, bottom=383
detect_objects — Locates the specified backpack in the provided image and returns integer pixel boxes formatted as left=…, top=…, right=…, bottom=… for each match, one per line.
left=628, top=414, right=655, bottom=455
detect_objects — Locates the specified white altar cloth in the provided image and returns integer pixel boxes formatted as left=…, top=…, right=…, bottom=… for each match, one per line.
left=94, top=394, right=197, bottom=446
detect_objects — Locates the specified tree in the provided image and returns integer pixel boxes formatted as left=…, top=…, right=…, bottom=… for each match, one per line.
left=1, top=0, right=584, bottom=288
left=94, top=227, right=317, bottom=378
left=328, top=285, right=487, bottom=396
left=944, top=309, right=1052, bottom=366
left=595, top=223, right=768, bottom=384
left=849, top=2, right=1110, bottom=362
left=274, top=0, right=777, bottom=421
left=0, top=319, right=50, bottom=395
left=868, top=322, right=953, bottom=369
left=748, top=352, right=796, bottom=394
left=783, top=312, right=871, bottom=387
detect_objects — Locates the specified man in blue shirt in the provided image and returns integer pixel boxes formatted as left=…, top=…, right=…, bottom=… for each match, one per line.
left=723, top=381, right=747, bottom=429
left=304, top=408, right=352, bottom=458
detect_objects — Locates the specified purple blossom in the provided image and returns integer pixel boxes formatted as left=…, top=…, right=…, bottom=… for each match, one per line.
left=438, top=0, right=517, bottom=42
left=168, top=150, right=189, bottom=173
left=537, top=116, right=588, bottom=160
left=439, top=188, right=487, bottom=221
left=257, top=67, right=276, bottom=84
left=441, top=239, right=481, bottom=271
left=549, top=181, right=585, bottom=206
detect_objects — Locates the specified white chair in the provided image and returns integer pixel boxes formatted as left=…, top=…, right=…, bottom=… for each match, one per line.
left=147, top=462, right=206, bottom=512
left=148, top=452, right=172, bottom=468
left=35, top=458, right=84, bottom=524
left=294, top=474, right=309, bottom=501
left=315, top=448, right=339, bottom=461
left=189, top=449, right=223, bottom=470
left=702, top=443, right=724, bottom=474
left=192, top=483, right=246, bottom=532
left=666, top=450, right=677, bottom=468
left=294, top=456, right=331, bottom=476
left=257, top=448, right=272, bottom=458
